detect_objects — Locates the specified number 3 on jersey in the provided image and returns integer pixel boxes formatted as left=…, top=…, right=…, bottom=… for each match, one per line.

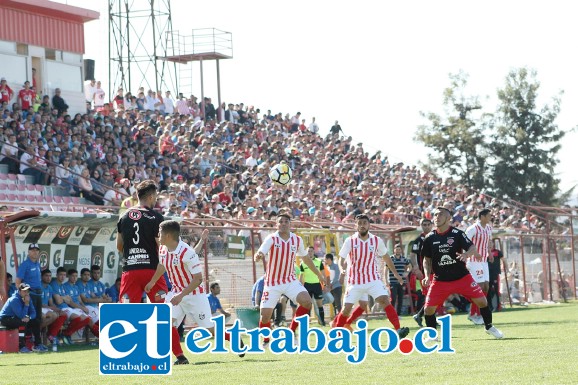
left=133, top=222, right=140, bottom=244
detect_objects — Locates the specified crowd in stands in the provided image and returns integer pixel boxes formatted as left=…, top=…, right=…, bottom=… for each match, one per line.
left=0, top=75, right=553, bottom=233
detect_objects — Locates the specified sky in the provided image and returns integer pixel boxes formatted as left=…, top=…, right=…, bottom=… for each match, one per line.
left=60, top=0, right=578, bottom=200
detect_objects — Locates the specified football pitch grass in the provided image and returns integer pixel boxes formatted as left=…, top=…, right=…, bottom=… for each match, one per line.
left=1, top=301, right=577, bottom=385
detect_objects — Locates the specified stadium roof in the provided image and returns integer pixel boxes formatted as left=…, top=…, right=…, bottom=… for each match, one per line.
left=0, top=0, right=99, bottom=23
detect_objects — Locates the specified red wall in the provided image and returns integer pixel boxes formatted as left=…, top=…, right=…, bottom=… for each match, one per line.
left=0, top=7, right=85, bottom=53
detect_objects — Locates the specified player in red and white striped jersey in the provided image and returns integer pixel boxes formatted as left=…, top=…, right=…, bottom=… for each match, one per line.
left=254, top=212, right=325, bottom=344
left=332, top=214, right=409, bottom=338
left=465, top=208, right=494, bottom=323
left=146, top=221, right=243, bottom=365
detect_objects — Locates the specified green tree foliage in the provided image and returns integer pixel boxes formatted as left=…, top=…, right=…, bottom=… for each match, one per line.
left=415, top=71, right=489, bottom=190
left=492, top=68, right=565, bottom=205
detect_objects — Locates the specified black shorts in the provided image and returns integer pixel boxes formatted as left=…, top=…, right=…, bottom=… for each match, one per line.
left=304, top=282, right=323, bottom=300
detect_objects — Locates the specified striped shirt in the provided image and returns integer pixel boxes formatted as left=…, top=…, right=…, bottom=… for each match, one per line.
left=159, top=240, right=204, bottom=294
left=258, top=231, right=307, bottom=286
left=388, top=255, right=410, bottom=284
left=465, top=222, right=493, bottom=262
left=339, top=232, right=387, bottom=285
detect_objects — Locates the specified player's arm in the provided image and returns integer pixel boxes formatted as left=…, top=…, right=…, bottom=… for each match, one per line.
left=80, top=292, right=99, bottom=304
left=0, top=258, right=6, bottom=303
left=320, top=262, right=330, bottom=288
left=116, top=231, right=124, bottom=253
left=194, top=229, right=209, bottom=254
left=255, top=289, right=262, bottom=307
left=457, top=230, right=479, bottom=262
left=382, top=254, right=403, bottom=282
left=144, top=263, right=167, bottom=293
left=254, top=235, right=273, bottom=262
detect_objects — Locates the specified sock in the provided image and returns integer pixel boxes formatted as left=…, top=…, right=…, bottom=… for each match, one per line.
left=318, top=307, right=325, bottom=325
left=345, top=305, right=365, bottom=325
left=332, top=312, right=347, bottom=328
left=479, top=306, right=493, bottom=330
left=91, top=321, right=99, bottom=337
left=470, top=302, right=479, bottom=317
left=259, top=321, right=271, bottom=342
left=290, top=306, right=310, bottom=332
left=384, top=304, right=401, bottom=330
left=48, top=315, right=67, bottom=337
left=63, top=317, right=81, bottom=336
left=416, top=306, right=424, bottom=317
left=171, top=327, right=183, bottom=356
left=425, top=314, right=437, bottom=329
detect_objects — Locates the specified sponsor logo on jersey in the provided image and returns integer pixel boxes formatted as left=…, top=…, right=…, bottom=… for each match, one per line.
left=439, top=255, right=455, bottom=266
left=447, top=238, right=454, bottom=245
left=99, top=304, right=172, bottom=375
left=128, top=210, right=142, bottom=221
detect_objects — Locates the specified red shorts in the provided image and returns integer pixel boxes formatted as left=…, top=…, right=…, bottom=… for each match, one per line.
left=424, top=274, right=484, bottom=308
left=119, top=269, right=168, bottom=304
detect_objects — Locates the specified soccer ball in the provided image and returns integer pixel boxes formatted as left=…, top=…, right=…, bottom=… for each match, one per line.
left=269, top=162, right=293, bottom=186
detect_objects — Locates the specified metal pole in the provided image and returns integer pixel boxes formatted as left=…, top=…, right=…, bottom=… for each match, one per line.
left=519, top=235, right=528, bottom=304
left=216, top=59, right=221, bottom=115
left=203, top=238, right=209, bottom=293
left=545, top=227, right=553, bottom=301
left=151, top=0, right=159, bottom=92
left=250, top=230, right=257, bottom=283
left=108, top=0, right=113, bottom=100
left=125, top=0, right=131, bottom=92
left=200, top=57, right=205, bottom=120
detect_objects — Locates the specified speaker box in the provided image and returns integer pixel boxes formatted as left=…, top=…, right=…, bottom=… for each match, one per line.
left=84, top=59, right=95, bottom=81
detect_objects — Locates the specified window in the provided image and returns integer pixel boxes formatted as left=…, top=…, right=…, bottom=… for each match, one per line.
left=16, top=43, right=28, bottom=55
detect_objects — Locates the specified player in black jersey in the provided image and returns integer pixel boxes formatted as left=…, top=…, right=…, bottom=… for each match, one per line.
left=421, top=207, right=503, bottom=339
left=116, top=180, right=168, bottom=303
left=410, top=218, right=433, bottom=327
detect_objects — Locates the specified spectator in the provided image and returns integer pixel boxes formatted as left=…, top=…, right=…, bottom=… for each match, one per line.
left=0, top=133, right=19, bottom=173
left=6, top=272, right=16, bottom=298
left=52, top=88, right=68, bottom=116
left=386, top=244, right=412, bottom=316
left=93, top=81, right=105, bottom=111
left=0, top=77, right=14, bottom=105
left=18, top=81, right=35, bottom=114
left=78, top=167, right=103, bottom=205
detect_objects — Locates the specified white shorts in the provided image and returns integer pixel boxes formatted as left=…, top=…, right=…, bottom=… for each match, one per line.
left=61, top=307, right=86, bottom=319
left=260, top=280, right=307, bottom=309
left=85, top=306, right=99, bottom=323
left=343, top=280, right=389, bottom=305
left=42, top=308, right=54, bottom=316
left=467, top=261, right=490, bottom=283
left=166, top=290, right=213, bottom=329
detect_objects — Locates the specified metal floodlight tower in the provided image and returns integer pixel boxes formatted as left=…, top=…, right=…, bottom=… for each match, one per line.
left=108, top=0, right=177, bottom=97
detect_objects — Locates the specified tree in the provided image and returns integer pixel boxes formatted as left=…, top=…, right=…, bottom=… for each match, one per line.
left=415, top=71, right=490, bottom=190
left=491, top=68, right=565, bottom=205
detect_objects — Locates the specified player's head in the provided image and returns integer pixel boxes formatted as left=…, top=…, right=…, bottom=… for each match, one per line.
left=210, top=282, right=220, bottom=295
left=159, top=220, right=181, bottom=245
left=80, top=268, right=91, bottom=283
left=41, top=269, right=52, bottom=284
left=56, top=267, right=67, bottom=282
left=478, top=208, right=492, bottom=222
left=420, top=218, right=433, bottom=232
left=90, top=264, right=101, bottom=281
left=136, top=179, right=158, bottom=206
left=67, top=268, right=78, bottom=283
left=355, top=214, right=370, bottom=236
left=276, top=211, right=292, bottom=233
left=433, top=206, right=452, bottom=228
left=307, top=246, right=315, bottom=256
